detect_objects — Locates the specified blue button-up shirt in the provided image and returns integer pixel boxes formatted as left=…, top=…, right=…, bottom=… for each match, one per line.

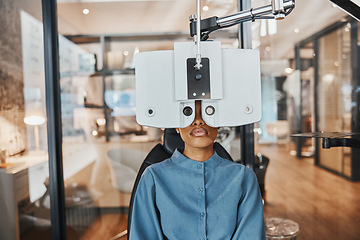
left=130, top=149, right=266, bottom=240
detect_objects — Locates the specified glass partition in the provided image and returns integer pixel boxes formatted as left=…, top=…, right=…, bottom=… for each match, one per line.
left=56, top=1, right=241, bottom=238
left=296, top=42, right=315, bottom=157
left=0, top=2, right=51, bottom=239
left=57, top=33, right=157, bottom=239
left=317, top=23, right=352, bottom=177
left=3, top=0, right=360, bottom=239
left=251, top=1, right=360, bottom=238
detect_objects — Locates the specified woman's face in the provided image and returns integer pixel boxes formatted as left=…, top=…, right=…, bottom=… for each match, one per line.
left=177, top=101, right=218, bottom=150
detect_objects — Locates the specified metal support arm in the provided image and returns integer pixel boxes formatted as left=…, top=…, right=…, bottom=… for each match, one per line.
left=189, top=0, right=295, bottom=38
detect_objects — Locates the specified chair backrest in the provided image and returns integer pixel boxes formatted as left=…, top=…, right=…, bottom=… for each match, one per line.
left=127, top=128, right=233, bottom=235
left=163, top=128, right=184, bottom=153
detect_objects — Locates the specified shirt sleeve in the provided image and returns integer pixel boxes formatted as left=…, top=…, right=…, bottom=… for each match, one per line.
left=129, top=168, right=164, bottom=240
left=232, top=168, right=266, bottom=240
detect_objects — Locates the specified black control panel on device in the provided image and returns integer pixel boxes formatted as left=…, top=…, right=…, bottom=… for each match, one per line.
left=187, top=58, right=211, bottom=99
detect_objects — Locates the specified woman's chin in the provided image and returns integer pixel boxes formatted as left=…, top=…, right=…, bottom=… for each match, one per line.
left=188, top=138, right=214, bottom=149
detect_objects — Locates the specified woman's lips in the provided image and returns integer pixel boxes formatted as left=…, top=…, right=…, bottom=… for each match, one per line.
left=191, top=127, right=208, bottom=137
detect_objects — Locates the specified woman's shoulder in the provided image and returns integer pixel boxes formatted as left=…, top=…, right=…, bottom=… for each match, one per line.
left=216, top=155, right=245, bottom=169
left=216, top=156, right=256, bottom=177
left=145, top=157, right=173, bottom=174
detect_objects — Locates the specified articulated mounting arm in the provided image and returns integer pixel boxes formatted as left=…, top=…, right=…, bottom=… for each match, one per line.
left=189, top=0, right=295, bottom=40
left=291, top=132, right=360, bottom=149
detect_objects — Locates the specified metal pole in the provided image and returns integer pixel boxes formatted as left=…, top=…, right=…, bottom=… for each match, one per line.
left=101, top=35, right=110, bottom=141
left=238, top=0, right=255, bottom=170
left=350, top=20, right=360, bottom=181
left=195, top=0, right=202, bottom=70
left=313, top=39, right=319, bottom=164
left=41, top=0, right=67, bottom=239
left=294, top=44, right=303, bottom=158
left=237, top=0, right=252, bottom=49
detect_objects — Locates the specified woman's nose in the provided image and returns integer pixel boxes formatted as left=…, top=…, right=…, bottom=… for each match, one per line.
left=192, top=118, right=205, bottom=126
left=192, top=109, right=204, bottom=126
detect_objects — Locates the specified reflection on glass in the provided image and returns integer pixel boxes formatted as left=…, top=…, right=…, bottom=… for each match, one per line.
left=0, top=5, right=51, bottom=240
left=58, top=27, right=159, bottom=239
left=318, top=24, right=352, bottom=176
left=258, top=70, right=292, bottom=145
left=299, top=46, right=315, bottom=157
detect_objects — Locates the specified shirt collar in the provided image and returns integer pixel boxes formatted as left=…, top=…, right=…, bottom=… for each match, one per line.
left=170, top=148, right=223, bottom=172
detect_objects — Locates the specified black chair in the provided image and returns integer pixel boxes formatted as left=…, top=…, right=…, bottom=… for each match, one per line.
left=254, top=153, right=269, bottom=202
left=126, top=128, right=233, bottom=237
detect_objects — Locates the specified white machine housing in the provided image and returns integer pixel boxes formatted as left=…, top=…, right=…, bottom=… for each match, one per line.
left=135, top=41, right=261, bottom=128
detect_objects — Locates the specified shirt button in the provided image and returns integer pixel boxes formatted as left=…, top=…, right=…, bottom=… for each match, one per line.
left=200, top=212, right=205, bottom=217
left=197, top=164, right=202, bottom=169
left=198, top=188, right=203, bottom=192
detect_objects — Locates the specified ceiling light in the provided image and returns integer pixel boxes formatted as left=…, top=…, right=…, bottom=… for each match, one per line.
left=294, top=28, right=299, bottom=33
left=123, top=50, right=129, bottom=56
left=323, top=74, right=334, bottom=84
left=83, top=8, right=90, bottom=15
left=203, top=6, right=209, bottom=11
left=284, top=67, right=293, bottom=74
left=96, top=118, right=106, bottom=126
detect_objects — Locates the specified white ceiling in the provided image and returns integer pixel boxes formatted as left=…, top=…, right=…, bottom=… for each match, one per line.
left=57, top=0, right=348, bottom=60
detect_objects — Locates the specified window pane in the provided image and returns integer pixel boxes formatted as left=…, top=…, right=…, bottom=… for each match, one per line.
left=57, top=2, right=239, bottom=239
left=317, top=24, right=352, bottom=176
left=0, top=2, right=51, bottom=239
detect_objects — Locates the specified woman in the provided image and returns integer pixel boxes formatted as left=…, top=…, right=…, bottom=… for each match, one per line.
left=130, top=101, right=265, bottom=239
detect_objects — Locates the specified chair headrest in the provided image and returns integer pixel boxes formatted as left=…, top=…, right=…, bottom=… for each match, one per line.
left=163, top=128, right=184, bottom=154
left=214, top=142, right=233, bottom=161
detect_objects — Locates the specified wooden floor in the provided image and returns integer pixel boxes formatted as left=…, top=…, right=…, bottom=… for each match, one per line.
left=80, top=143, right=360, bottom=240
left=81, top=213, right=128, bottom=240
left=258, top=144, right=360, bottom=240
